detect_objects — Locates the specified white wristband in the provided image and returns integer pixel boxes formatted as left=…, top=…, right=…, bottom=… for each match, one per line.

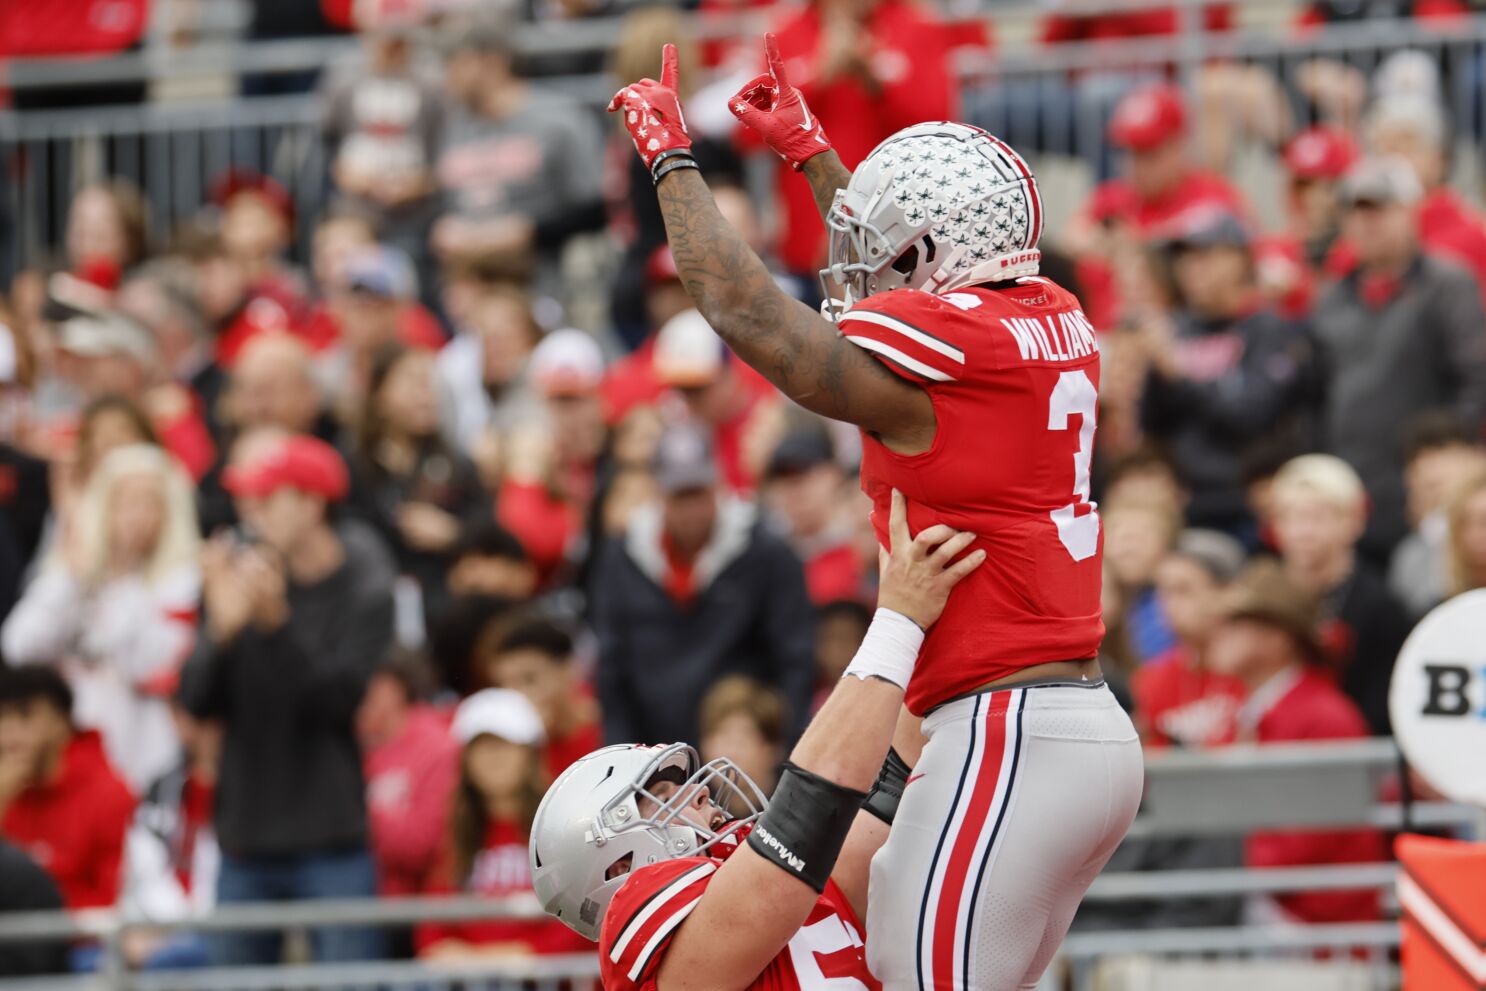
left=842, top=608, right=926, bottom=692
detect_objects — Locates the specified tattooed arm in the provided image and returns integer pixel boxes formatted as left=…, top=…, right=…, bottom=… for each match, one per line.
left=655, top=168, right=934, bottom=451
left=802, top=151, right=854, bottom=225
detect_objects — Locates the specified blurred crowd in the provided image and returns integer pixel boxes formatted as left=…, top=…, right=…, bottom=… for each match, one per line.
left=4, top=0, right=1486, bottom=977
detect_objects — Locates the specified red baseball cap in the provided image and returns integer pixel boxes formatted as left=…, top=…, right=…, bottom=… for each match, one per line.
left=1108, top=84, right=1187, bottom=151
left=223, top=435, right=349, bottom=501
left=1283, top=126, right=1359, bottom=181
left=210, top=169, right=295, bottom=227
left=645, top=246, right=681, bottom=286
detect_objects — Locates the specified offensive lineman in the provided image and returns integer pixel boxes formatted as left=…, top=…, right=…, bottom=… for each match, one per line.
left=607, top=39, right=1144, bottom=990
left=531, top=493, right=983, bottom=991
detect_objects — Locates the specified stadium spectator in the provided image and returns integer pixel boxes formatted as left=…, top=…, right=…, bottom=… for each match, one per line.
left=527, top=329, right=609, bottom=518
left=1138, top=212, right=1320, bottom=535
left=3, top=444, right=199, bottom=791
left=763, top=0, right=961, bottom=281
left=476, top=614, right=599, bottom=780
left=415, top=689, right=588, bottom=959
left=761, top=428, right=863, bottom=604
left=178, top=433, right=391, bottom=965
left=53, top=313, right=216, bottom=481
left=1102, top=497, right=1182, bottom=662
left=811, top=598, right=870, bottom=711
left=0, top=839, right=69, bottom=976
left=1270, top=455, right=1412, bottom=736
left=427, top=521, right=534, bottom=695
left=1365, top=95, right=1486, bottom=306
left=117, top=262, right=225, bottom=443
left=357, top=650, right=458, bottom=898
left=440, top=283, right=544, bottom=452
left=1389, top=412, right=1486, bottom=616
left=118, top=704, right=221, bottom=969
left=212, top=171, right=306, bottom=311
left=603, top=247, right=696, bottom=421
left=1133, top=530, right=1247, bottom=748
left=590, top=422, right=815, bottom=747
left=1071, top=83, right=1250, bottom=329
left=1205, top=560, right=1387, bottom=924
left=350, top=343, right=489, bottom=629
left=1311, top=157, right=1486, bottom=557
left=1096, top=445, right=1188, bottom=519
left=223, top=333, right=325, bottom=438
left=653, top=309, right=780, bottom=494
left=1254, top=126, right=1358, bottom=320
left=431, top=16, right=605, bottom=281
left=698, top=674, right=786, bottom=801
left=1445, top=467, right=1486, bottom=598
left=63, top=180, right=149, bottom=278
left=319, top=0, right=443, bottom=266
left=0, top=666, right=134, bottom=910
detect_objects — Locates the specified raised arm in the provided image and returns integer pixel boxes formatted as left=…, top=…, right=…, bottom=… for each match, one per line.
left=609, top=44, right=933, bottom=452
left=655, top=492, right=983, bottom=991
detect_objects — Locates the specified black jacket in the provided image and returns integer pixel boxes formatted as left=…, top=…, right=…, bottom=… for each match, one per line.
left=178, top=520, right=395, bottom=858
left=590, top=500, right=816, bottom=747
left=1142, top=308, right=1319, bottom=532
left=1326, top=564, right=1414, bottom=736
left=0, top=840, right=68, bottom=976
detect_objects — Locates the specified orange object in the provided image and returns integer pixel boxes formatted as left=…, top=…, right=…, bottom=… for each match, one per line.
left=1396, top=833, right=1486, bottom=989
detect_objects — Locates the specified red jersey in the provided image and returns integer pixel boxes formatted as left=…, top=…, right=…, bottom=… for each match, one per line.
left=843, top=281, right=1104, bottom=714
left=600, top=843, right=875, bottom=991
left=1132, top=646, right=1244, bottom=748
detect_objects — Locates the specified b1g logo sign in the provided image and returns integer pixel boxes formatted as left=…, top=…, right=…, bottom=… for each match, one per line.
left=1389, top=589, right=1486, bottom=807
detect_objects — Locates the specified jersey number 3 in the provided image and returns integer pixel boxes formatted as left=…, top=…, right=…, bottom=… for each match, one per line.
left=1046, top=370, right=1100, bottom=562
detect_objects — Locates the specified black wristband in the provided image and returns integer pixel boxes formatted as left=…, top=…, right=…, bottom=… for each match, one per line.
left=747, top=762, right=867, bottom=893
left=652, top=157, right=700, bottom=186
left=861, top=747, right=912, bottom=826
left=650, top=148, right=695, bottom=172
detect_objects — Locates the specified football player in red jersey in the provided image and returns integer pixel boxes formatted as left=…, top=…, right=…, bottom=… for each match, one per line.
left=608, top=38, right=1144, bottom=989
left=530, top=492, right=983, bottom=991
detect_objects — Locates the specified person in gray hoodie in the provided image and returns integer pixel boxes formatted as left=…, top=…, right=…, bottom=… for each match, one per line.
left=1311, top=157, right=1486, bottom=560
left=178, top=433, right=394, bottom=966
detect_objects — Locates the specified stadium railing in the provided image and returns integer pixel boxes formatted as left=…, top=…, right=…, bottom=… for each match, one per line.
left=8, top=4, right=1486, bottom=277
left=0, top=739, right=1478, bottom=991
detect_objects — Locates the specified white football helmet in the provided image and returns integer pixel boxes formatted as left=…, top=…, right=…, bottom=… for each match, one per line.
left=529, top=743, right=766, bottom=941
left=821, top=121, right=1043, bottom=317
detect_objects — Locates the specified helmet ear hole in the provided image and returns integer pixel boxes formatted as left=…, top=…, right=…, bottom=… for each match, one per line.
left=892, top=245, right=919, bottom=277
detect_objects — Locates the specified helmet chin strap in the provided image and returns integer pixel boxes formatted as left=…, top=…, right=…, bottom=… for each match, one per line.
left=923, top=247, right=1042, bottom=294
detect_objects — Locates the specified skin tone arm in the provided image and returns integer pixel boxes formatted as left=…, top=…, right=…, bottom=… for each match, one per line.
left=802, top=150, right=854, bottom=225
left=655, top=168, right=935, bottom=453
left=656, top=492, right=983, bottom=991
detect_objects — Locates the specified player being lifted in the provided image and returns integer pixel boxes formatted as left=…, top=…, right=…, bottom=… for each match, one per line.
left=532, top=493, right=982, bottom=991
left=606, top=39, right=1144, bottom=990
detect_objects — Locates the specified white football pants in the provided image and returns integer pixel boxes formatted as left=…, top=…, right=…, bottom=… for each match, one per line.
left=866, top=680, right=1144, bottom=991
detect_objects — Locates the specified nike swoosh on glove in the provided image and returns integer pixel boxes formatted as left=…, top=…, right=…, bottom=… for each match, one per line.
left=608, top=43, right=692, bottom=170
left=729, top=33, right=833, bottom=171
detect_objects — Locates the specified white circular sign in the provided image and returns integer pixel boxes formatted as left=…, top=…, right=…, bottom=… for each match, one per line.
left=1389, top=589, right=1486, bottom=807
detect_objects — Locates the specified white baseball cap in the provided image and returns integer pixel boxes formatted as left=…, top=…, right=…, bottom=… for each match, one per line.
left=529, top=328, right=605, bottom=397
left=452, top=688, right=546, bottom=747
left=655, top=309, right=727, bottom=387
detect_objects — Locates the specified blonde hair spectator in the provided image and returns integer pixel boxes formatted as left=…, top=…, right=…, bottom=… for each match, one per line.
left=1446, top=468, right=1486, bottom=597
left=1271, top=453, right=1367, bottom=514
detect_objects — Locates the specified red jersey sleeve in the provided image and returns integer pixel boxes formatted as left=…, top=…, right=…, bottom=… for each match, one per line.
left=599, top=859, right=718, bottom=991
left=837, top=288, right=977, bottom=386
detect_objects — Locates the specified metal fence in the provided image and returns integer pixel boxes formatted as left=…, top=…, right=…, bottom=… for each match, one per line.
left=1, top=739, right=1475, bottom=991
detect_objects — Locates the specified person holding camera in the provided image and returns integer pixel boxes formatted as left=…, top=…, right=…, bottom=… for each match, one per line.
left=177, top=432, right=395, bottom=966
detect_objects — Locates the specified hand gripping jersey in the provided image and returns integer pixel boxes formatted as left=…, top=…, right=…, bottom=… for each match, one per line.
left=599, top=835, right=877, bottom=991
left=841, top=279, right=1104, bottom=715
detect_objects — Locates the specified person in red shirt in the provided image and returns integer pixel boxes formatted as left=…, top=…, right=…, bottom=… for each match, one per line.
left=0, top=667, right=134, bottom=910
left=1367, top=95, right=1486, bottom=308
left=1253, top=126, right=1359, bottom=320
left=611, top=42, right=1142, bottom=989
left=763, top=0, right=963, bottom=279
left=475, top=615, right=600, bottom=781
left=1206, top=560, right=1388, bottom=925
left=356, top=650, right=459, bottom=897
left=1070, top=83, right=1250, bottom=329
left=603, top=246, right=694, bottom=424
left=416, top=689, right=590, bottom=960
left=1134, top=530, right=1248, bottom=748
left=1042, top=4, right=1231, bottom=44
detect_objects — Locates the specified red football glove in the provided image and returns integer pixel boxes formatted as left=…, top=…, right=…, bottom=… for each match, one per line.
left=729, top=33, right=833, bottom=171
left=608, top=43, right=692, bottom=171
